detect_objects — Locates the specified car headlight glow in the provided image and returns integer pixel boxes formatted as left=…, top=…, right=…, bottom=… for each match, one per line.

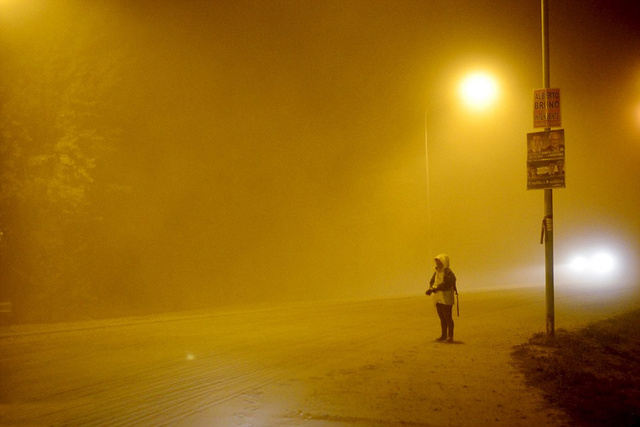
left=591, top=252, right=616, bottom=274
left=569, top=256, right=588, bottom=273
left=559, top=245, right=626, bottom=289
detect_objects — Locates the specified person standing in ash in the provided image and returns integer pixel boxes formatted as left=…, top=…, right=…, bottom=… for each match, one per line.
left=425, top=254, right=457, bottom=342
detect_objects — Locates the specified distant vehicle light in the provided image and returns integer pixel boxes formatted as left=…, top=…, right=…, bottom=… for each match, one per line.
left=567, top=251, right=617, bottom=276
left=569, top=256, right=588, bottom=272
left=560, top=247, right=623, bottom=287
left=592, top=252, right=616, bottom=274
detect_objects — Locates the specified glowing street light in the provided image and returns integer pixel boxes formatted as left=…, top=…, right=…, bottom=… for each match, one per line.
left=424, top=70, right=500, bottom=256
left=458, top=72, right=500, bottom=110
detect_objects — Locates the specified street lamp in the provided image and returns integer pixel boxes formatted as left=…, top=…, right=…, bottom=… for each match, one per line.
left=424, top=71, right=500, bottom=256
left=459, top=72, right=500, bottom=110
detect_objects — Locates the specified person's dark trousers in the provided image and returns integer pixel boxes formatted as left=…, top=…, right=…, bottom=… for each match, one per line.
left=436, top=303, right=454, bottom=339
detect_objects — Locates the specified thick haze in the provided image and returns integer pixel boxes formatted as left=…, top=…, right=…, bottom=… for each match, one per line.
left=1, top=0, right=639, bottom=320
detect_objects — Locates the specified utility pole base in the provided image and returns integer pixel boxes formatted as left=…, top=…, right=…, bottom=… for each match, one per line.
left=546, top=317, right=555, bottom=337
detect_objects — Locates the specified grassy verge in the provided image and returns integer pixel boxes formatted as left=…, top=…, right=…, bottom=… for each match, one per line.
left=512, top=309, right=640, bottom=427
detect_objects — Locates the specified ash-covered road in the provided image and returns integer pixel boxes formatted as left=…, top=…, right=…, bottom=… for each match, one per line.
left=1, top=287, right=635, bottom=426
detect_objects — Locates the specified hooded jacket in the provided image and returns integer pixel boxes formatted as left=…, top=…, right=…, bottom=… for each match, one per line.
left=428, top=254, right=457, bottom=306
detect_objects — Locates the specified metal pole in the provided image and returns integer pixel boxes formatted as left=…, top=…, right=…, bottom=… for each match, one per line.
left=541, top=0, right=555, bottom=336
left=424, top=110, right=432, bottom=259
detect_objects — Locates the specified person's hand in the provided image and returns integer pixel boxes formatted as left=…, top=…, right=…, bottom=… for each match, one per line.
left=425, top=289, right=433, bottom=296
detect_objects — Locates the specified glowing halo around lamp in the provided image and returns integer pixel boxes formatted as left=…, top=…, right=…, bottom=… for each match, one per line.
left=459, top=72, right=499, bottom=110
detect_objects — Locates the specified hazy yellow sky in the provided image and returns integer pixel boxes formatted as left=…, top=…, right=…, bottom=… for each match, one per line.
left=1, top=0, right=639, bottom=311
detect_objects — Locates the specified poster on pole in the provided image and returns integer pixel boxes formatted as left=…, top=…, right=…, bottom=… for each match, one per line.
left=533, top=88, right=561, bottom=128
left=527, top=129, right=565, bottom=190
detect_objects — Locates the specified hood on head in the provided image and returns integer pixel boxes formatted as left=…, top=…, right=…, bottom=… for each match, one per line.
left=435, top=254, right=450, bottom=269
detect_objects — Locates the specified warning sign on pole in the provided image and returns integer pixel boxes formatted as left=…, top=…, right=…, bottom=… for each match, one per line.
left=533, top=88, right=561, bottom=128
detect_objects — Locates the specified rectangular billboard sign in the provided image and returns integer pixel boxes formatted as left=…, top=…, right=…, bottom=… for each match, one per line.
left=527, top=129, right=565, bottom=190
left=533, top=88, right=561, bottom=128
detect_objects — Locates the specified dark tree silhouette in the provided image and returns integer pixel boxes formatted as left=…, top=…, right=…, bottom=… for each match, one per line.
left=0, top=3, right=126, bottom=322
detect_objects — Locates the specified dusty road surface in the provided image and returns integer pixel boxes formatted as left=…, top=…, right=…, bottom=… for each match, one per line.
left=1, top=287, right=637, bottom=426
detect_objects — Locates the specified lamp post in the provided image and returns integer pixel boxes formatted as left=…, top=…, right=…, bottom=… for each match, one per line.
left=424, top=110, right=433, bottom=258
left=424, top=72, right=499, bottom=256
